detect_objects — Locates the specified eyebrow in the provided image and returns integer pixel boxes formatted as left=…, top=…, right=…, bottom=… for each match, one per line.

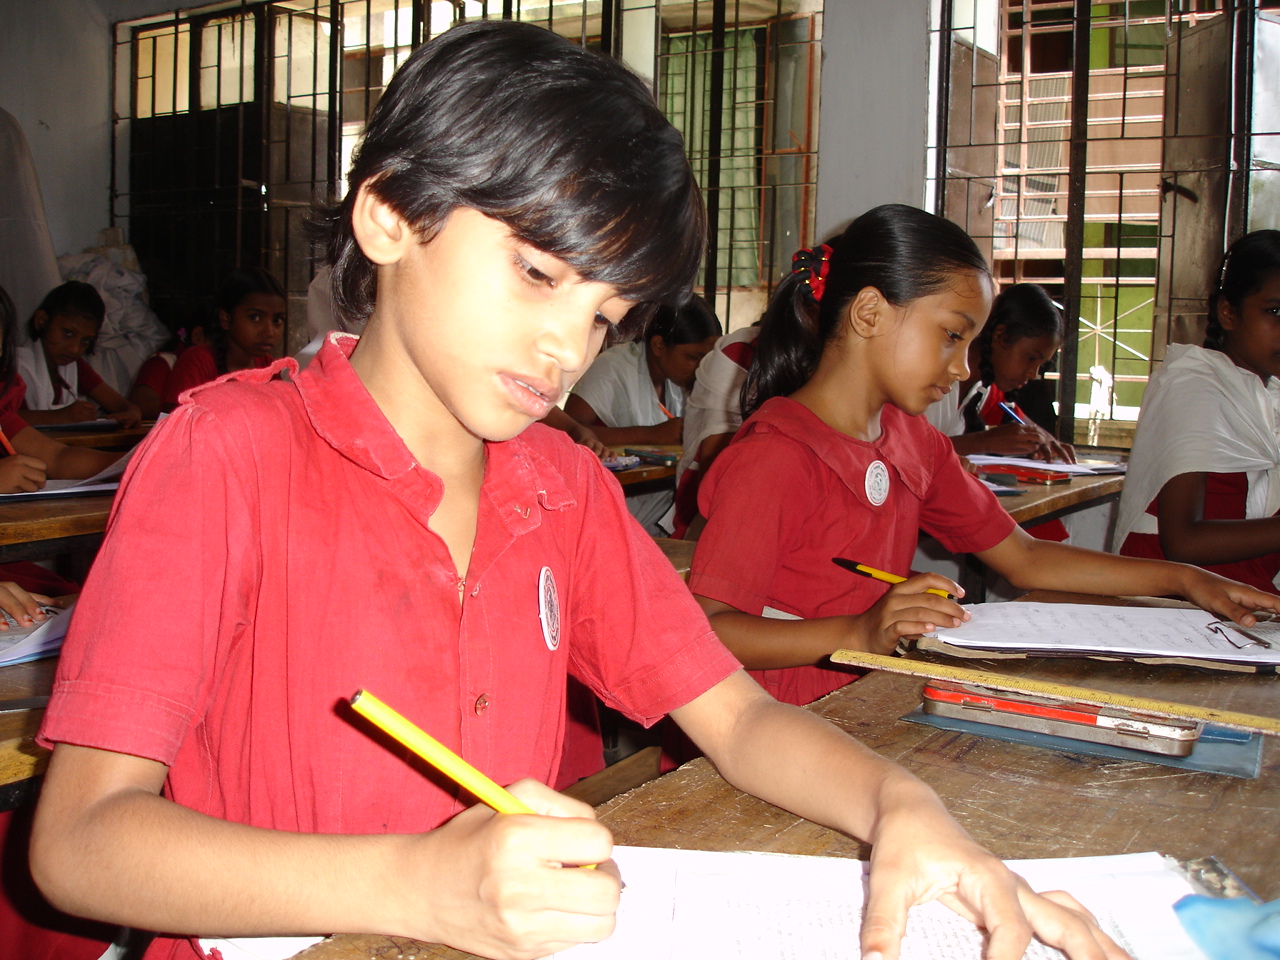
left=949, top=311, right=979, bottom=331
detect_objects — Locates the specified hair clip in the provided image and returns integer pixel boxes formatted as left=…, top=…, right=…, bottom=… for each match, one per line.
left=791, top=244, right=833, bottom=304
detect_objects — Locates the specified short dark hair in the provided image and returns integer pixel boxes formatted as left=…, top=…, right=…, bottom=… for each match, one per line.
left=29, top=281, right=106, bottom=341
left=1205, top=230, right=1280, bottom=351
left=317, top=20, right=705, bottom=333
left=743, top=204, right=990, bottom=416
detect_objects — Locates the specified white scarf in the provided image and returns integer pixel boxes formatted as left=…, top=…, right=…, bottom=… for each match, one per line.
left=1114, top=343, right=1280, bottom=548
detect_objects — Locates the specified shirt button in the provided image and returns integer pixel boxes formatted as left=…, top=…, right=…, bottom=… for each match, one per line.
left=474, top=694, right=489, bottom=716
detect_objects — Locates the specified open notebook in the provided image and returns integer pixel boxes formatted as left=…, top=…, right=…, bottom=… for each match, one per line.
left=918, top=601, right=1280, bottom=672
left=200, top=849, right=1209, bottom=960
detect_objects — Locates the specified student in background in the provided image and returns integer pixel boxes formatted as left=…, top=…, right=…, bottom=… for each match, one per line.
left=32, top=26, right=1125, bottom=960
left=16, top=282, right=142, bottom=428
left=161, top=267, right=285, bottom=409
left=128, top=325, right=206, bottom=421
left=0, top=285, right=123, bottom=495
left=1116, top=230, right=1280, bottom=594
left=924, top=282, right=1073, bottom=462
left=690, top=204, right=1279, bottom=710
left=671, top=322, right=759, bottom=538
left=566, top=296, right=720, bottom=533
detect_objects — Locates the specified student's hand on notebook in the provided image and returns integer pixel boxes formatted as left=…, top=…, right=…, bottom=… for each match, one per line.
left=0, top=453, right=47, bottom=493
left=110, top=402, right=143, bottom=429
left=861, top=784, right=1130, bottom=960
left=0, top=581, right=54, bottom=627
left=408, top=777, right=620, bottom=958
left=1179, top=567, right=1280, bottom=628
left=982, top=423, right=1076, bottom=463
left=857, top=574, right=968, bottom=654
left=649, top=416, right=684, bottom=446
left=55, top=400, right=99, bottom=424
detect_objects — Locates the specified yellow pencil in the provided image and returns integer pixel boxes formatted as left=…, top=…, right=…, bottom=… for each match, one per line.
left=832, top=558, right=959, bottom=601
left=350, top=689, right=536, bottom=814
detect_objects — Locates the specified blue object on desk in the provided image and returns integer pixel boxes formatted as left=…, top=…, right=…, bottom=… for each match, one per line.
left=902, top=707, right=1263, bottom=779
left=1175, top=895, right=1280, bottom=959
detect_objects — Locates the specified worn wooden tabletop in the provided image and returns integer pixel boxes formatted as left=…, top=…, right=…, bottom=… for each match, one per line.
left=1002, top=473, right=1124, bottom=526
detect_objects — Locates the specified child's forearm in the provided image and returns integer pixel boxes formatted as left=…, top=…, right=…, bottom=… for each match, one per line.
left=47, top=446, right=120, bottom=481
left=701, top=605, right=861, bottom=669
left=33, top=745, right=619, bottom=955
left=578, top=422, right=676, bottom=445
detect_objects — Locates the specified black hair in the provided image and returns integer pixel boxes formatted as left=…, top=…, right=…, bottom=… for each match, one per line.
left=1205, top=230, right=1280, bottom=351
left=315, top=20, right=704, bottom=334
left=646, top=294, right=722, bottom=349
left=210, top=266, right=286, bottom=374
left=28, top=281, right=106, bottom=342
left=973, top=282, right=1063, bottom=387
left=742, top=203, right=990, bottom=417
left=0, top=286, right=18, bottom=388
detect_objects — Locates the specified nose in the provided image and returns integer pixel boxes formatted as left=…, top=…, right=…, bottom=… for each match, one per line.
left=536, top=305, right=601, bottom=375
left=949, top=350, right=970, bottom=383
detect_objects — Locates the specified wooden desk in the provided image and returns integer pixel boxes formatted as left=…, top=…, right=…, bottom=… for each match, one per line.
left=1002, top=473, right=1124, bottom=527
left=0, top=493, right=114, bottom=563
left=43, top=423, right=151, bottom=450
left=609, top=445, right=680, bottom=493
left=293, top=590, right=1277, bottom=960
left=0, top=657, right=55, bottom=808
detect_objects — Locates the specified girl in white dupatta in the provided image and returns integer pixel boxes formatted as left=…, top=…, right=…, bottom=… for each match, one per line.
left=1117, top=230, right=1280, bottom=593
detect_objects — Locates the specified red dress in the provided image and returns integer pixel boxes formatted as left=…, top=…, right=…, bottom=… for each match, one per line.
left=1120, top=472, right=1280, bottom=595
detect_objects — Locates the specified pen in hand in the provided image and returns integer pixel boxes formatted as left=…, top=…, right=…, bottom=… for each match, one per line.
left=832, top=558, right=960, bottom=602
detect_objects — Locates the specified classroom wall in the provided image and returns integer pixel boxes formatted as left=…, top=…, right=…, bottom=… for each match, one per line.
left=815, top=0, right=933, bottom=238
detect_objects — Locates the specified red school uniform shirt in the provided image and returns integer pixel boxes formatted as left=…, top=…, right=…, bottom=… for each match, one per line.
left=0, top=376, right=30, bottom=440
left=39, top=334, right=739, bottom=960
left=161, top=342, right=272, bottom=408
left=689, top=397, right=1015, bottom=707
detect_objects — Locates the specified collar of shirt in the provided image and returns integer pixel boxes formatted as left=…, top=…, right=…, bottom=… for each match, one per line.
left=745, top=396, right=933, bottom=502
left=296, top=332, right=577, bottom=535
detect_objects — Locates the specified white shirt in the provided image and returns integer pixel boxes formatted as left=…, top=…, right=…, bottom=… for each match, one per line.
left=571, top=340, right=685, bottom=534
left=16, top=340, right=82, bottom=410
left=1115, top=343, right=1280, bottom=548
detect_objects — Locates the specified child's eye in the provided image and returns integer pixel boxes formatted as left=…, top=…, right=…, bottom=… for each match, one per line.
left=946, top=330, right=963, bottom=343
left=595, top=312, right=618, bottom=328
left=514, top=253, right=553, bottom=287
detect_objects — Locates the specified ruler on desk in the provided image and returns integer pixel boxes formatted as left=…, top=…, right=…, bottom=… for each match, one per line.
left=831, top=649, right=1280, bottom=736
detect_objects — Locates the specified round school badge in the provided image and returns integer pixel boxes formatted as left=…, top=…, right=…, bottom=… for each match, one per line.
left=538, top=566, right=561, bottom=652
left=865, top=460, right=890, bottom=506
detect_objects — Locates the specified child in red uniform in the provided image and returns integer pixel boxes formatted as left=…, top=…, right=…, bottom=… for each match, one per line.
left=34, top=25, right=1144, bottom=960
left=161, top=267, right=285, bottom=409
left=1117, top=230, right=1280, bottom=593
left=0, top=285, right=123, bottom=495
left=927, top=282, right=1073, bottom=462
left=690, top=204, right=1280, bottom=708
left=17, top=282, right=142, bottom=428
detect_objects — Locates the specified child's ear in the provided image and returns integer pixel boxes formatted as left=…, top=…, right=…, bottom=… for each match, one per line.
left=218, top=309, right=231, bottom=331
left=649, top=334, right=668, bottom=358
left=1218, top=298, right=1239, bottom=331
left=845, top=286, right=891, bottom=338
left=351, top=183, right=412, bottom=265
left=33, top=310, right=48, bottom=334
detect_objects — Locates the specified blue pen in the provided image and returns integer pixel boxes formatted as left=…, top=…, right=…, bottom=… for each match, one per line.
left=998, top=401, right=1026, bottom=425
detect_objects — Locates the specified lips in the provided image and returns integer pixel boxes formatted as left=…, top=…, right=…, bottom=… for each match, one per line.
left=502, top=372, right=561, bottom=418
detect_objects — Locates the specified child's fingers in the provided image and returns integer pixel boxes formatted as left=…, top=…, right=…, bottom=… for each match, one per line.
left=506, top=777, right=597, bottom=820
left=0, top=582, right=48, bottom=624
left=892, top=572, right=964, bottom=602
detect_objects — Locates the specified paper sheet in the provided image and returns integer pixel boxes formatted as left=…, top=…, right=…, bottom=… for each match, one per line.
left=966, top=455, right=1126, bottom=475
left=928, top=602, right=1280, bottom=665
left=555, top=848, right=1207, bottom=960
left=0, top=600, right=73, bottom=666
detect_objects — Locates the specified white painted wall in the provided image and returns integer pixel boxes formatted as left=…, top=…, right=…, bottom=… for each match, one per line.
left=815, top=0, right=933, bottom=239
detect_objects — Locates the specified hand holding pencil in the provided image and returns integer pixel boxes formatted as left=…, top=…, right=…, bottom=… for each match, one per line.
left=348, top=691, right=622, bottom=957
left=834, top=561, right=969, bottom=655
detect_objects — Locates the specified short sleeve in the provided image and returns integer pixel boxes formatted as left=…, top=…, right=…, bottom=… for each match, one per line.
left=0, top=378, right=29, bottom=438
left=571, top=345, right=647, bottom=428
left=76, top=358, right=105, bottom=393
left=919, top=433, right=1016, bottom=553
left=132, top=354, right=173, bottom=396
left=38, top=405, right=260, bottom=762
left=162, top=346, right=217, bottom=406
left=557, top=447, right=740, bottom=727
left=687, top=436, right=814, bottom=616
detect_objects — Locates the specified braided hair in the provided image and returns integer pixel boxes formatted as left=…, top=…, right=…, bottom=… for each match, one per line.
left=1205, top=230, right=1280, bottom=351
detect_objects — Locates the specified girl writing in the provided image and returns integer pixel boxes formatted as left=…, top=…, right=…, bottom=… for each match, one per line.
left=566, top=296, right=721, bottom=532
left=689, top=204, right=1279, bottom=709
left=925, top=281, right=1074, bottom=462
left=0, top=284, right=124, bottom=495
left=160, top=267, right=285, bottom=409
left=34, top=24, right=1132, bottom=960
left=17, top=281, right=142, bottom=428
left=1116, top=230, right=1280, bottom=594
